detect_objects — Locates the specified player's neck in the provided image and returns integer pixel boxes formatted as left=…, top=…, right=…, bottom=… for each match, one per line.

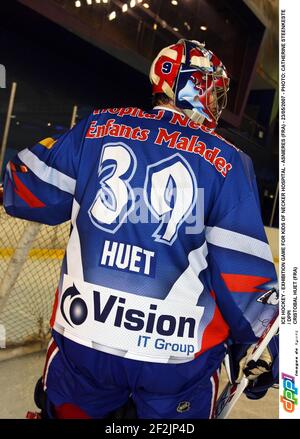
left=153, top=102, right=184, bottom=115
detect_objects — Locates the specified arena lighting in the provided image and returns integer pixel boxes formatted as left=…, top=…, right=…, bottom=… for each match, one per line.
left=171, top=0, right=178, bottom=5
left=137, top=0, right=143, bottom=3
left=95, top=0, right=101, bottom=3
left=122, top=4, right=128, bottom=12
left=108, top=11, right=116, bottom=20
left=153, top=23, right=157, bottom=30
left=75, top=0, right=81, bottom=7
left=173, top=27, right=179, bottom=31
left=143, top=3, right=149, bottom=8
left=86, top=0, right=92, bottom=4
left=130, top=0, right=136, bottom=7
left=184, top=21, right=191, bottom=31
left=200, top=25, right=207, bottom=31
left=102, top=0, right=108, bottom=3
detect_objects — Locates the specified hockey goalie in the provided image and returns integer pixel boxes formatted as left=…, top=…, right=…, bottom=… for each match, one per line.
left=3, top=39, right=278, bottom=419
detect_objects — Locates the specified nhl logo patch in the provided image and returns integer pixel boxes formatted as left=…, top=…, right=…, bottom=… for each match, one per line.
left=177, top=401, right=191, bottom=413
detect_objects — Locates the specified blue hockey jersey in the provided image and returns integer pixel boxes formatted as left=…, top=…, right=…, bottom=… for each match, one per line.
left=3, top=106, right=278, bottom=364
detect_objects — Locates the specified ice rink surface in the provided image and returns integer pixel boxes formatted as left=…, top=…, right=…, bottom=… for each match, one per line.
left=0, top=351, right=278, bottom=419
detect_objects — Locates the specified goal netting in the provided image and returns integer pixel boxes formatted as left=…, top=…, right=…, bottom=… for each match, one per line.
left=0, top=205, right=69, bottom=359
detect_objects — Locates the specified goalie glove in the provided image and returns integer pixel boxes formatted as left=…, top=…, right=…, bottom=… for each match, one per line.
left=237, top=346, right=272, bottom=382
left=225, top=333, right=279, bottom=400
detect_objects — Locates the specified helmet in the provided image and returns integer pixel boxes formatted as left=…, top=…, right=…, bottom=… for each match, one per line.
left=149, top=39, right=230, bottom=130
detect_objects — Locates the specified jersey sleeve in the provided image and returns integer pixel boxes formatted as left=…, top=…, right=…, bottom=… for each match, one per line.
left=3, top=117, right=90, bottom=225
left=205, top=150, right=278, bottom=344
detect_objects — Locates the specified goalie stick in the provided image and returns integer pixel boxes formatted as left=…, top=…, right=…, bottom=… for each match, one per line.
left=215, top=313, right=279, bottom=419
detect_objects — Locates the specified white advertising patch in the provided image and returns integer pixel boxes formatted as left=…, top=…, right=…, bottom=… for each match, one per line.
left=54, top=275, right=204, bottom=364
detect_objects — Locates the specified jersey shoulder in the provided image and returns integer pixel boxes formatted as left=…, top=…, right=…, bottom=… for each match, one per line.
left=205, top=128, right=254, bottom=167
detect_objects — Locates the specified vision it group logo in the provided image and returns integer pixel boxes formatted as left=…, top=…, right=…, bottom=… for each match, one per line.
left=280, top=372, right=298, bottom=413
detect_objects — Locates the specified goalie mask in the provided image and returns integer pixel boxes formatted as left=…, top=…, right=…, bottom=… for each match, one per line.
left=150, top=39, right=230, bottom=130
